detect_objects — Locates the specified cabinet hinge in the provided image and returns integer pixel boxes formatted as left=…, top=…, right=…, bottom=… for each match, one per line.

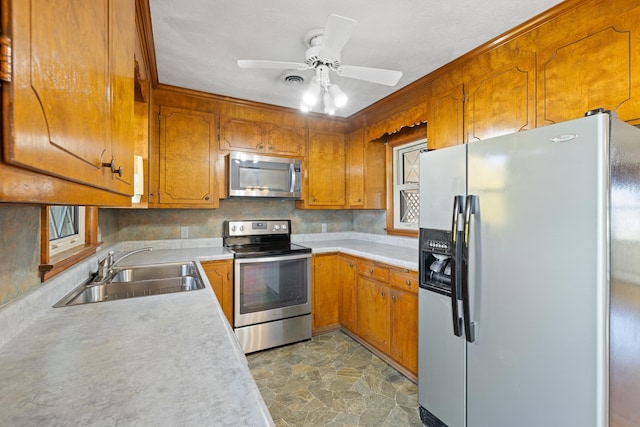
left=0, top=35, right=12, bottom=83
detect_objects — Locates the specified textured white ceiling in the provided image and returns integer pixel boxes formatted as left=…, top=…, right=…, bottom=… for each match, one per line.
left=149, top=0, right=565, bottom=117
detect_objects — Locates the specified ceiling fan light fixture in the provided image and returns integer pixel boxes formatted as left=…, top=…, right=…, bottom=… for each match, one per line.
left=323, top=90, right=336, bottom=115
left=302, top=81, right=321, bottom=106
left=329, top=84, right=347, bottom=107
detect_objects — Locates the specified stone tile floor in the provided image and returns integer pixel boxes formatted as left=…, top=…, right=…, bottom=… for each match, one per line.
left=246, top=330, right=422, bottom=427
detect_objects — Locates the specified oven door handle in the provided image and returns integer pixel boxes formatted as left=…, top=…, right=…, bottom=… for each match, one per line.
left=233, top=252, right=312, bottom=264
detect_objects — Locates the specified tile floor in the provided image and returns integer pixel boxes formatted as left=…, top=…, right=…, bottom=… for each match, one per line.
left=247, top=330, right=423, bottom=427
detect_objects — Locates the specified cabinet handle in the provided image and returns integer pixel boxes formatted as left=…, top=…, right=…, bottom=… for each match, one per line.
left=258, top=144, right=264, bottom=150
left=369, top=269, right=373, bottom=274
left=205, top=196, right=210, bottom=200
left=227, top=272, right=230, bottom=281
left=349, top=263, right=354, bottom=267
left=102, top=159, right=123, bottom=177
left=381, top=291, right=385, bottom=297
left=405, top=280, right=411, bottom=286
left=268, top=146, right=273, bottom=150
left=391, top=295, right=396, bottom=302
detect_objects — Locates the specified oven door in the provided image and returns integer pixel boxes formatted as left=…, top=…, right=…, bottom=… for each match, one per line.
left=234, top=252, right=311, bottom=327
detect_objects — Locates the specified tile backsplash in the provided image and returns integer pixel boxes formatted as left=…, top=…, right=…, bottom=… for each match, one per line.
left=0, top=200, right=386, bottom=308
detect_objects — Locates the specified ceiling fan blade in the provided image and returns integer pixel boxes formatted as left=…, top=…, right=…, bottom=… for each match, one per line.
left=337, top=65, right=403, bottom=86
left=237, top=60, right=309, bottom=70
left=318, top=14, right=358, bottom=61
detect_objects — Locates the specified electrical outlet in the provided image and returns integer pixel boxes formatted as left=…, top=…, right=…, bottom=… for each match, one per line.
left=321, top=223, right=327, bottom=233
left=180, top=226, right=189, bottom=238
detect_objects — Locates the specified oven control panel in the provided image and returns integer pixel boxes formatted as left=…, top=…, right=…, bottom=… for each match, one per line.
left=225, top=220, right=290, bottom=236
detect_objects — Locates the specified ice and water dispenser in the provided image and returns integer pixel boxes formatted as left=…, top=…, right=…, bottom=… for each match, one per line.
left=419, top=228, right=453, bottom=294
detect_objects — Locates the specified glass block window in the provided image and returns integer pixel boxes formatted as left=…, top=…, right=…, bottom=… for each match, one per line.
left=49, top=206, right=85, bottom=256
left=393, top=140, right=424, bottom=230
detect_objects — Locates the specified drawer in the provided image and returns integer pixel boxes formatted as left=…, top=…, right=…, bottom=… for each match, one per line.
left=358, top=261, right=389, bottom=283
left=390, top=268, right=418, bottom=293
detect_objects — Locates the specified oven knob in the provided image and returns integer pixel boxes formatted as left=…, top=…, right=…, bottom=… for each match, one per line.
left=274, top=225, right=280, bottom=230
left=282, top=224, right=287, bottom=230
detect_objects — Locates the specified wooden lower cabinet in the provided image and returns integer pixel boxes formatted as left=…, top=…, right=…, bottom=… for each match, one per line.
left=339, top=255, right=358, bottom=333
left=311, top=253, right=418, bottom=379
left=357, top=275, right=391, bottom=354
left=201, top=260, right=233, bottom=325
left=312, top=253, right=342, bottom=332
left=390, top=287, right=418, bottom=375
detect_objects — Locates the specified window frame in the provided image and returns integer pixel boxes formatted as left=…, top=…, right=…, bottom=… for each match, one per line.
left=392, top=140, right=424, bottom=231
left=39, top=206, right=101, bottom=282
left=48, top=206, right=86, bottom=256
left=384, top=125, right=427, bottom=237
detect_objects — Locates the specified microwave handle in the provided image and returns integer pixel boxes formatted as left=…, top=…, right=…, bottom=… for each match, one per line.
left=290, top=162, right=297, bottom=193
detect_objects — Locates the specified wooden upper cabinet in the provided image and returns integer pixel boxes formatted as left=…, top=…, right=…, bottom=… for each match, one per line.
left=427, top=84, right=464, bottom=149
left=2, top=0, right=135, bottom=201
left=346, top=128, right=365, bottom=208
left=152, top=106, right=217, bottom=207
left=219, top=116, right=306, bottom=157
left=537, top=7, right=640, bottom=125
left=346, top=127, right=386, bottom=209
left=302, top=129, right=346, bottom=207
left=266, top=125, right=306, bottom=157
left=219, top=116, right=265, bottom=153
left=465, top=53, right=536, bottom=142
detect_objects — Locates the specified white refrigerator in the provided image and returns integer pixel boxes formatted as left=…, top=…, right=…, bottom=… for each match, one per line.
left=417, top=111, right=640, bottom=427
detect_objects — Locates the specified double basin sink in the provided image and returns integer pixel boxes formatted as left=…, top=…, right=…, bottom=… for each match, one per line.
left=54, top=262, right=205, bottom=307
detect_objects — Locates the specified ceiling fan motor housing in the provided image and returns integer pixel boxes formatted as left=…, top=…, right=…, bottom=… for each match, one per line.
left=304, top=41, right=341, bottom=69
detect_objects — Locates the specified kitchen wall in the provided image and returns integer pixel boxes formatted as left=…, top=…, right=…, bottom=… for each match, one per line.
left=0, top=201, right=387, bottom=308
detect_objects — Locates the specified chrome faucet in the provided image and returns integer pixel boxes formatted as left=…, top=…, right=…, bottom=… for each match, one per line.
left=94, top=247, right=153, bottom=283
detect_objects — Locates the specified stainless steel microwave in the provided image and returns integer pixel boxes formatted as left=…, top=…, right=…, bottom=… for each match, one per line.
left=228, top=152, right=302, bottom=198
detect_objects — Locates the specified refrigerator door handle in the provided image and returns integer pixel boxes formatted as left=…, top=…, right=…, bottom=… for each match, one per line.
left=450, top=195, right=464, bottom=337
left=462, top=194, right=478, bottom=343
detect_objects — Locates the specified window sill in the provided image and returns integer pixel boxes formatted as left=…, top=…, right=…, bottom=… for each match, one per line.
left=39, top=242, right=101, bottom=282
left=385, top=228, right=419, bottom=238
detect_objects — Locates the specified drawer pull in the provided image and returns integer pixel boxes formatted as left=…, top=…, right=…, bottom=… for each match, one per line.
left=369, top=269, right=373, bottom=274
left=406, top=280, right=411, bottom=286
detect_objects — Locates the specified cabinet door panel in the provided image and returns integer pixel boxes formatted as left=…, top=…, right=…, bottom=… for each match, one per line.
left=158, top=106, right=216, bottom=206
left=8, top=0, right=107, bottom=189
left=202, top=260, right=233, bottom=324
left=313, top=254, right=341, bottom=331
left=6, top=0, right=134, bottom=196
left=339, top=255, right=358, bottom=333
left=307, top=130, right=346, bottom=206
left=538, top=18, right=640, bottom=125
left=391, top=288, right=418, bottom=375
left=219, top=117, right=265, bottom=153
left=357, top=276, right=390, bottom=353
left=428, top=85, right=464, bottom=150
left=466, top=55, right=536, bottom=142
left=347, top=128, right=365, bottom=207
left=266, top=125, right=306, bottom=156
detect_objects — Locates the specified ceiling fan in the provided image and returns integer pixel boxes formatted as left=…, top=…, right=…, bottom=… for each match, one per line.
left=237, top=13, right=403, bottom=114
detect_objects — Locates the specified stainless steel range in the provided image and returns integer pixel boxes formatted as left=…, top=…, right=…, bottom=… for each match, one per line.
left=223, top=220, right=312, bottom=353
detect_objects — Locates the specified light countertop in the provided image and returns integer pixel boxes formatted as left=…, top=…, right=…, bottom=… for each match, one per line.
left=0, top=233, right=418, bottom=426
left=0, top=248, right=272, bottom=427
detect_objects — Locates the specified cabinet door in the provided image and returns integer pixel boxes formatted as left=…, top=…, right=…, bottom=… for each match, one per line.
left=390, top=288, right=418, bottom=375
left=465, top=54, right=536, bottom=142
left=266, top=124, right=306, bottom=157
left=346, top=128, right=365, bottom=208
left=306, top=130, right=346, bottom=206
left=427, top=84, right=464, bottom=149
left=537, top=9, right=640, bottom=125
left=339, top=255, right=358, bottom=333
left=312, top=253, right=342, bottom=331
left=201, top=260, right=233, bottom=324
left=4, top=0, right=134, bottom=197
left=219, top=116, right=266, bottom=153
left=357, top=276, right=390, bottom=353
left=157, top=106, right=217, bottom=207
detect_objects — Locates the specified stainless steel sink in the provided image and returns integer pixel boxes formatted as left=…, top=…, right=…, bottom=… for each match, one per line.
left=110, top=262, right=198, bottom=283
left=54, top=262, right=205, bottom=307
